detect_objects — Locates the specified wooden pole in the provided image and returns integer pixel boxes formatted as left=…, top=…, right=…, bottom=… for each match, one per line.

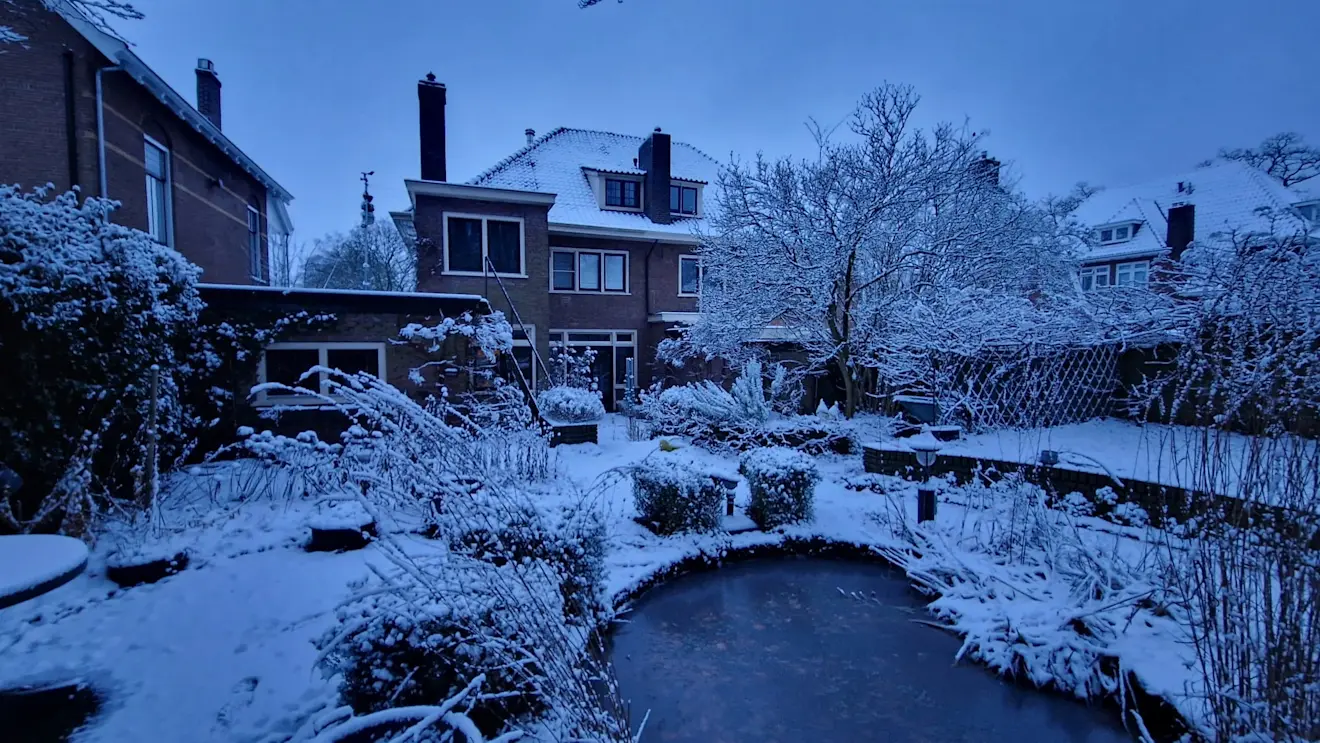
left=144, top=364, right=159, bottom=515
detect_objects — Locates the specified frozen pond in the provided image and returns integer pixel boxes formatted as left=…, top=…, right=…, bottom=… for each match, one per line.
left=610, top=558, right=1132, bottom=742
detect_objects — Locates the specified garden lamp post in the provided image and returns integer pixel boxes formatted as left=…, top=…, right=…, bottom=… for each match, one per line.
left=909, top=435, right=941, bottom=523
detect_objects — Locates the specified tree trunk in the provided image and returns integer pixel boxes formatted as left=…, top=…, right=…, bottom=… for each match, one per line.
left=836, top=355, right=857, bottom=418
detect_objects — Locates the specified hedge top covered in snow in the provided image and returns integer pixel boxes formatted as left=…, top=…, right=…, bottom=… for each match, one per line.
left=537, top=386, right=605, bottom=424
left=739, top=446, right=819, bottom=484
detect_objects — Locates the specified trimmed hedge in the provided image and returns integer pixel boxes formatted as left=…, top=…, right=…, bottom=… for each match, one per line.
left=740, top=447, right=819, bottom=529
left=631, top=457, right=724, bottom=535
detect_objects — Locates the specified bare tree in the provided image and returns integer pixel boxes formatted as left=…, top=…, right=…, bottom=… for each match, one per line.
left=675, top=84, right=1079, bottom=417
left=301, top=220, right=416, bottom=293
left=1216, top=132, right=1320, bottom=187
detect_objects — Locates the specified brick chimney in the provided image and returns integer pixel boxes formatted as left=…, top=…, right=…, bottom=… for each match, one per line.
left=1166, top=204, right=1195, bottom=260
left=971, top=151, right=1000, bottom=186
left=195, top=58, right=221, bottom=130
left=638, top=128, right=672, bottom=224
left=418, top=73, right=447, bottom=181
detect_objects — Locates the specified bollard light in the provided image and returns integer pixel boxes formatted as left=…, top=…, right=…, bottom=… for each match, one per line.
left=908, top=434, right=942, bottom=523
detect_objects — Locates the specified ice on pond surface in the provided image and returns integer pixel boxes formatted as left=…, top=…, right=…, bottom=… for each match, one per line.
left=611, top=559, right=1132, bottom=742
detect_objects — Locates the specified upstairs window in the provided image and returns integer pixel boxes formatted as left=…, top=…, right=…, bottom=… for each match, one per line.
left=679, top=255, right=702, bottom=296
left=444, top=214, right=524, bottom=276
left=670, top=183, right=699, bottom=215
left=1079, top=265, right=1110, bottom=291
left=1116, top=260, right=1149, bottom=288
left=1097, top=223, right=1135, bottom=245
left=247, top=204, right=265, bottom=282
left=551, top=248, right=627, bottom=293
left=1298, top=202, right=1318, bottom=222
left=605, top=178, right=641, bottom=209
left=144, top=136, right=172, bottom=245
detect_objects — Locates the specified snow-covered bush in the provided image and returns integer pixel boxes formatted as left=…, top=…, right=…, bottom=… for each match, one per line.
left=630, top=457, right=724, bottom=535
left=547, top=343, right=598, bottom=392
left=0, top=186, right=201, bottom=533
left=739, top=447, right=818, bottom=529
left=537, top=385, right=605, bottom=424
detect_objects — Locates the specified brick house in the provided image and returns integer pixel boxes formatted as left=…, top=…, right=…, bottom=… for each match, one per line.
left=0, top=0, right=293, bottom=285
left=1073, top=161, right=1317, bottom=291
left=391, top=75, right=721, bottom=409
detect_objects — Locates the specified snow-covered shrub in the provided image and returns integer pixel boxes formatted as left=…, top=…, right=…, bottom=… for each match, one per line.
left=631, top=457, right=724, bottom=535
left=547, top=343, right=598, bottom=392
left=1109, top=501, right=1149, bottom=529
left=767, top=362, right=805, bottom=415
left=739, top=447, right=818, bottom=529
left=0, top=186, right=201, bottom=533
left=729, top=359, right=771, bottom=424
left=1057, top=491, right=1095, bottom=518
left=537, top=385, right=605, bottom=424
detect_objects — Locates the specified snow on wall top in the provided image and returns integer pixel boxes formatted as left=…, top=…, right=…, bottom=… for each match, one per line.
left=467, top=127, right=721, bottom=236
left=1075, top=161, right=1311, bottom=262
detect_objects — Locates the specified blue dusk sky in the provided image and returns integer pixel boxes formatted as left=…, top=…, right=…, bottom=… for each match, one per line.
left=112, top=0, right=1320, bottom=243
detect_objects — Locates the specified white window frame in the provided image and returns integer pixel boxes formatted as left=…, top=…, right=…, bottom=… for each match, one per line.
left=1079, top=264, right=1111, bottom=291
left=602, top=177, right=644, bottom=212
left=1297, top=202, right=1319, bottom=222
left=247, top=205, right=266, bottom=283
left=547, top=329, right=636, bottom=404
left=549, top=248, right=629, bottom=294
left=144, top=134, right=173, bottom=246
left=1115, top=260, right=1150, bottom=288
left=1097, top=222, right=1135, bottom=245
left=442, top=212, right=527, bottom=278
left=255, top=342, right=387, bottom=407
left=678, top=255, right=702, bottom=297
left=669, top=180, right=703, bottom=217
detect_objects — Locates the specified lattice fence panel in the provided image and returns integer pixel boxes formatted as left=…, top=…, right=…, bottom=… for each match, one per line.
left=930, top=344, right=1121, bottom=432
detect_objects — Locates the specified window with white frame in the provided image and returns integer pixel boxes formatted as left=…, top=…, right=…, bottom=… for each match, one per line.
left=670, top=182, right=699, bottom=216
left=1079, top=265, right=1111, bottom=291
left=247, top=205, right=265, bottom=282
left=444, top=214, right=524, bottom=276
left=679, top=255, right=702, bottom=296
left=1116, top=260, right=1150, bottom=288
left=144, top=136, right=172, bottom=245
left=1298, top=202, right=1319, bottom=222
left=604, top=178, right=642, bottom=209
left=1097, top=223, right=1135, bottom=245
left=258, top=343, right=386, bottom=405
left=550, top=248, right=627, bottom=293
left=547, top=329, right=635, bottom=410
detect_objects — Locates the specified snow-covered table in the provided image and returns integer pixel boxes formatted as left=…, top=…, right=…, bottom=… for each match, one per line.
left=0, top=535, right=88, bottom=609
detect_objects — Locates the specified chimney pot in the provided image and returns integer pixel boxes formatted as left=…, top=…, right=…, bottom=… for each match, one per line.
left=525, top=128, right=535, bottom=145
left=654, top=127, right=662, bottom=132
left=418, top=75, right=447, bottom=181
left=195, top=58, right=222, bottom=130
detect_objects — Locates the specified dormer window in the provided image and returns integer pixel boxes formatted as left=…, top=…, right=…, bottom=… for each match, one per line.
left=1297, top=202, right=1319, bottom=222
left=605, top=178, right=641, bottom=209
left=1097, top=223, right=1136, bottom=245
left=670, top=183, right=699, bottom=216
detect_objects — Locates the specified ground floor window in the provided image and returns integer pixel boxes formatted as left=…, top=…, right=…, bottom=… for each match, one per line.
left=547, top=329, right=636, bottom=410
left=1079, top=265, right=1110, bottom=291
left=258, top=342, right=385, bottom=405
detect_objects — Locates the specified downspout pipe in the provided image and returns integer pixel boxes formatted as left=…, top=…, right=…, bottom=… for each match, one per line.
left=96, top=64, right=124, bottom=199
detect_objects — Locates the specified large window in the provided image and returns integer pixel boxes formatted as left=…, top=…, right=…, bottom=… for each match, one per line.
left=547, top=329, right=636, bottom=410
left=679, top=255, right=702, bottom=296
left=1116, top=260, right=1150, bottom=288
left=670, top=183, right=699, bottom=216
left=605, top=178, right=641, bottom=209
left=144, top=136, right=171, bottom=245
left=1079, top=265, right=1111, bottom=291
left=444, top=214, right=524, bottom=276
left=247, top=205, right=265, bottom=282
left=551, top=248, right=627, bottom=293
left=258, top=343, right=385, bottom=405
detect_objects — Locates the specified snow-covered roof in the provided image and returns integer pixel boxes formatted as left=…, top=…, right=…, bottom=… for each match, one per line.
left=53, top=1, right=293, bottom=210
left=1075, top=161, right=1311, bottom=262
left=467, top=127, right=720, bottom=237
left=1292, top=179, right=1320, bottom=203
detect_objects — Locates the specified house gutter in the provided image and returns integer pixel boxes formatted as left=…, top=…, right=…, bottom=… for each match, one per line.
left=95, top=64, right=124, bottom=198
left=643, top=239, right=659, bottom=317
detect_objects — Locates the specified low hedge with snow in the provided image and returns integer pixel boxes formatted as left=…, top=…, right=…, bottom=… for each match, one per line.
left=537, top=385, right=605, bottom=424
left=630, top=457, right=724, bottom=535
left=740, top=447, right=818, bottom=529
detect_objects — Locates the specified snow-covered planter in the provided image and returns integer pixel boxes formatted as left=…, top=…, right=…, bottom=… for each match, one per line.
left=740, top=447, right=819, bottom=530
left=630, top=457, right=724, bottom=535
left=305, top=501, right=376, bottom=552
left=537, top=386, right=605, bottom=424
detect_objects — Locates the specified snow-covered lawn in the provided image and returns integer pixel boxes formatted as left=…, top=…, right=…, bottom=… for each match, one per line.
left=0, top=415, right=1200, bottom=742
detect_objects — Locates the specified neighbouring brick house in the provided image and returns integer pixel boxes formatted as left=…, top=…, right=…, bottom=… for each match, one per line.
left=1072, top=161, right=1317, bottom=291
left=391, top=75, right=721, bottom=409
left=0, top=0, right=293, bottom=285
